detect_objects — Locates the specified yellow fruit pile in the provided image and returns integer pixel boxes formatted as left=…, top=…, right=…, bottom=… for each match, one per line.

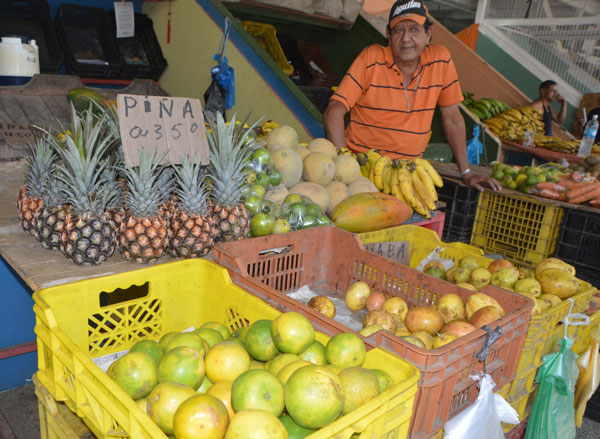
left=485, top=107, right=544, bottom=142
left=355, top=150, right=443, bottom=218
left=527, top=134, right=581, bottom=154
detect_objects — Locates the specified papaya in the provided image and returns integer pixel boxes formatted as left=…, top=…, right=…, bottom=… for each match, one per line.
left=67, top=87, right=109, bottom=114
left=330, top=192, right=412, bottom=233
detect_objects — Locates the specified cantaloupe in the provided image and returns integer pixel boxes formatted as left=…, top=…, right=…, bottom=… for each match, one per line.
left=333, top=155, right=360, bottom=185
left=325, top=181, right=350, bottom=216
left=308, top=138, right=337, bottom=158
left=289, top=182, right=330, bottom=213
left=348, top=177, right=379, bottom=195
left=302, top=152, right=335, bottom=186
left=296, top=146, right=310, bottom=160
left=264, top=185, right=289, bottom=206
left=271, top=148, right=303, bottom=188
left=266, top=126, right=298, bottom=152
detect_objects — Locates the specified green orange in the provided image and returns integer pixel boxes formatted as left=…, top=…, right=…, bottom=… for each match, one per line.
left=130, top=339, right=164, bottom=365
left=108, top=351, right=158, bottom=400
left=207, top=381, right=235, bottom=420
left=231, top=369, right=284, bottom=416
left=165, top=332, right=206, bottom=357
left=270, top=312, right=315, bottom=355
left=147, top=382, right=196, bottom=435
left=205, top=341, right=251, bottom=383
left=173, top=394, right=229, bottom=439
left=371, top=369, right=395, bottom=393
left=279, top=414, right=317, bottom=439
left=158, top=346, right=205, bottom=390
left=325, top=333, right=366, bottom=368
left=299, top=340, right=327, bottom=365
left=338, top=367, right=380, bottom=415
left=277, top=360, right=310, bottom=385
left=245, top=320, right=280, bottom=361
left=225, top=409, right=288, bottom=439
left=159, top=332, right=178, bottom=350
left=267, top=354, right=300, bottom=376
left=201, top=321, right=231, bottom=339
left=194, top=328, right=224, bottom=347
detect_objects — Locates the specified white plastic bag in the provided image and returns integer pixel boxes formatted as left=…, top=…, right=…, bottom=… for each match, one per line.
left=415, top=246, right=454, bottom=272
left=443, top=374, right=519, bottom=439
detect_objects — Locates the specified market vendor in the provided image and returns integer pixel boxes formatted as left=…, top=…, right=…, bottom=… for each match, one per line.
left=529, top=80, right=567, bottom=136
left=323, top=0, right=500, bottom=192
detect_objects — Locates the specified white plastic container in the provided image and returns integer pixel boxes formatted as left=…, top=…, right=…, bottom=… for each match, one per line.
left=0, top=37, right=40, bottom=85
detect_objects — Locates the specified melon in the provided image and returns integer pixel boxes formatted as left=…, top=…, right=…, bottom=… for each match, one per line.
left=308, top=138, right=337, bottom=158
left=264, top=185, right=289, bottom=206
left=333, top=155, right=360, bottom=185
left=325, top=181, right=350, bottom=216
left=296, top=146, right=311, bottom=160
left=303, top=152, right=335, bottom=186
left=266, top=126, right=298, bottom=152
left=348, top=177, right=379, bottom=195
left=271, top=148, right=303, bottom=188
left=289, top=182, right=330, bottom=213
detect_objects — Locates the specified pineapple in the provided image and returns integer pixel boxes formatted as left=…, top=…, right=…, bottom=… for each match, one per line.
left=119, top=149, right=168, bottom=264
left=17, top=138, right=56, bottom=236
left=104, top=164, right=126, bottom=231
left=207, top=113, right=261, bottom=242
left=34, top=166, right=71, bottom=251
left=169, top=156, right=216, bottom=258
left=52, top=106, right=119, bottom=266
left=158, top=166, right=177, bottom=223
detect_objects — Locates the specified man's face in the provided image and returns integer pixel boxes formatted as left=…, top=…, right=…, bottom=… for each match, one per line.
left=387, top=19, right=432, bottom=65
left=543, top=85, right=559, bottom=101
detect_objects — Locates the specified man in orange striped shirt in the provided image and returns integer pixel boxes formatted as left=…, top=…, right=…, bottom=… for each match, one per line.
left=324, top=0, right=500, bottom=191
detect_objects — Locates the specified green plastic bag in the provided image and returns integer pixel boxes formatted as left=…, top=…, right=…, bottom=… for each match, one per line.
left=525, top=338, right=579, bottom=439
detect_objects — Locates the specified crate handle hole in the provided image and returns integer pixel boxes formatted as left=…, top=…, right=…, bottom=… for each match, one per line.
left=99, top=282, right=149, bottom=307
left=492, top=242, right=518, bottom=253
left=258, top=245, right=292, bottom=257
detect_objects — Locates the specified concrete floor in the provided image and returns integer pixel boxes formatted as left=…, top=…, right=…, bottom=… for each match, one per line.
left=0, top=384, right=599, bottom=438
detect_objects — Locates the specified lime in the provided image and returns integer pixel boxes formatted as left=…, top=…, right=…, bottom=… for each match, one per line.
left=267, top=168, right=282, bottom=187
left=502, top=175, right=513, bottom=186
left=250, top=213, right=275, bottom=236
left=524, top=167, right=537, bottom=177
left=492, top=170, right=504, bottom=181
left=515, top=174, right=528, bottom=187
left=315, top=214, right=331, bottom=226
left=284, top=194, right=303, bottom=205
left=301, top=215, right=317, bottom=228
left=305, top=203, right=322, bottom=217
left=244, top=195, right=262, bottom=216
left=256, top=172, right=270, bottom=187
left=537, top=173, right=547, bottom=183
left=272, top=218, right=291, bottom=234
left=526, top=175, right=538, bottom=186
left=249, top=184, right=266, bottom=199
left=508, top=181, right=517, bottom=190
left=250, top=147, right=271, bottom=171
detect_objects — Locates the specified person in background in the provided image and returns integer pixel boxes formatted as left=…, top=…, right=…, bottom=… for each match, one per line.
left=323, top=0, right=500, bottom=192
left=574, top=92, right=600, bottom=139
left=529, top=80, right=567, bottom=136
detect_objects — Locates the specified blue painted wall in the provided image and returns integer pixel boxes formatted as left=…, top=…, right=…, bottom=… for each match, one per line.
left=0, top=257, right=37, bottom=391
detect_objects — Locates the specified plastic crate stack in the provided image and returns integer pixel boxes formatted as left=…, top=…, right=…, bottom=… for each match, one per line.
left=437, top=178, right=479, bottom=244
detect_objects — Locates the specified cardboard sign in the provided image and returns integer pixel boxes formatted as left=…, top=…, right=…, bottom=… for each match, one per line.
left=364, top=241, right=410, bottom=265
left=117, top=94, right=209, bottom=167
left=0, top=122, right=36, bottom=146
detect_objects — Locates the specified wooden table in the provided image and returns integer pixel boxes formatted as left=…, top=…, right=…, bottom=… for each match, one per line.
left=0, top=160, right=184, bottom=291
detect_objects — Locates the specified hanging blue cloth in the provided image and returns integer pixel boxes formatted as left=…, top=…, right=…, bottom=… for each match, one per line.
left=211, top=18, right=235, bottom=110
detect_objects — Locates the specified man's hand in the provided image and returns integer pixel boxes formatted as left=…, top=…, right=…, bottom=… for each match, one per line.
left=556, top=93, right=566, bottom=104
left=462, top=173, right=502, bottom=192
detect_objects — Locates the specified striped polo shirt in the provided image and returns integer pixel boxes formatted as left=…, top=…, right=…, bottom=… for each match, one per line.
left=330, top=44, right=463, bottom=159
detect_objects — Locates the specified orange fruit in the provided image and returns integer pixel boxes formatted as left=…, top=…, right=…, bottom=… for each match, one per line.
left=158, top=346, right=205, bottom=390
left=159, top=331, right=178, bottom=350
left=270, top=312, right=315, bottom=354
left=277, top=360, right=310, bottom=385
left=232, top=326, right=250, bottom=342
left=225, top=409, right=287, bottom=439
left=338, top=367, right=380, bottom=415
left=325, top=333, right=366, bottom=368
left=231, top=369, right=284, bottom=416
left=249, top=360, right=265, bottom=370
left=129, top=339, right=164, bottom=365
left=109, top=351, right=158, bottom=400
left=205, top=341, right=250, bottom=383
left=194, top=328, right=224, bottom=347
left=165, top=332, right=206, bottom=357
left=245, top=320, right=280, bottom=361
left=298, top=340, right=327, bottom=365
left=207, top=381, right=235, bottom=420
left=147, top=382, right=196, bottom=435
left=267, top=354, right=300, bottom=376
left=284, top=365, right=344, bottom=429
left=279, top=414, right=317, bottom=439
left=371, top=369, right=394, bottom=393
left=201, top=321, right=231, bottom=339
left=173, top=394, right=229, bottom=439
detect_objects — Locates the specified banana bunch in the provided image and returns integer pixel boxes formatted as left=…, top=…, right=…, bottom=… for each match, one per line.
left=464, top=97, right=510, bottom=121
left=357, top=150, right=443, bottom=218
left=523, top=135, right=580, bottom=154
left=257, top=120, right=280, bottom=137
left=485, top=107, right=544, bottom=141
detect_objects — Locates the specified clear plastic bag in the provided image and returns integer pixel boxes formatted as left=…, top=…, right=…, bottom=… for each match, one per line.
left=467, top=124, right=484, bottom=165
left=444, top=374, right=519, bottom=439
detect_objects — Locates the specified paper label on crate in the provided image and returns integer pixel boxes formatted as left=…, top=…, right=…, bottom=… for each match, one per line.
left=93, top=349, right=129, bottom=373
left=114, top=2, right=135, bottom=38
left=117, top=94, right=209, bottom=167
left=363, top=241, right=410, bottom=265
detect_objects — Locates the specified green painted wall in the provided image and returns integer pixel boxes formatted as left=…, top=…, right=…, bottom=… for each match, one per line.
left=476, top=33, right=577, bottom=131
left=142, top=0, right=313, bottom=141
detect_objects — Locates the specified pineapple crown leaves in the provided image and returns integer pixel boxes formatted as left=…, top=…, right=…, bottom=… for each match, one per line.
left=24, top=135, right=57, bottom=198
left=172, top=155, right=209, bottom=216
left=102, top=161, right=124, bottom=210
left=41, top=165, right=69, bottom=207
left=49, top=108, right=120, bottom=219
left=206, top=112, right=263, bottom=207
left=157, top=166, right=176, bottom=203
left=89, top=99, right=124, bottom=162
left=121, top=148, right=168, bottom=218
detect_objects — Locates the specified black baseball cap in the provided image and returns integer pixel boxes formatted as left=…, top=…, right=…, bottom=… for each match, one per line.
left=389, top=0, right=430, bottom=27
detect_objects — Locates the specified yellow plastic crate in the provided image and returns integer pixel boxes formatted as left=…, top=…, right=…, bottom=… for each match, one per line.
left=471, top=191, right=564, bottom=268
left=243, top=21, right=294, bottom=76
left=358, top=224, right=492, bottom=269
left=34, top=259, right=419, bottom=439
left=543, top=308, right=600, bottom=358
left=34, top=373, right=91, bottom=439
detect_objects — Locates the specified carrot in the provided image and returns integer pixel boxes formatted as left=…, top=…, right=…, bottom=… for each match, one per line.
left=538, top=188, right=563, bottom=200
left=570, top=172, right=585, bottom=182
left=566, top=182, right=600, bottom=201
left=569, top=186, right=600, bottom=204
left=536, top=182, right=566, bottom=192
left=558, top=178, right=577, bottom=188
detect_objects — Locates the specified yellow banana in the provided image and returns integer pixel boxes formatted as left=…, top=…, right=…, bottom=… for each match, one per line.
left=391, top=167, right=409, bottom=206
left=382, top=164, right=393, bottom=194
left=398, top=163, right=427, bottom=216
left=414, top=163, right=438, bottom=201
left=368, top=163, right=376, bottom=183
left=414, top=158, right=443, bottom=187
left=360, top=165, right=369, bottom=177
left=373, top=155, right=391, bottom=191
left=411, top=168, right=436, bottom=211
left=367, top=149, right=381, bottom=160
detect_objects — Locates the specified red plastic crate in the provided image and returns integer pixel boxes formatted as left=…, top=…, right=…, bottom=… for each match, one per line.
left=298, top=42, right=337, bottom=87
left=214, top=226, right=534, bottom=439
